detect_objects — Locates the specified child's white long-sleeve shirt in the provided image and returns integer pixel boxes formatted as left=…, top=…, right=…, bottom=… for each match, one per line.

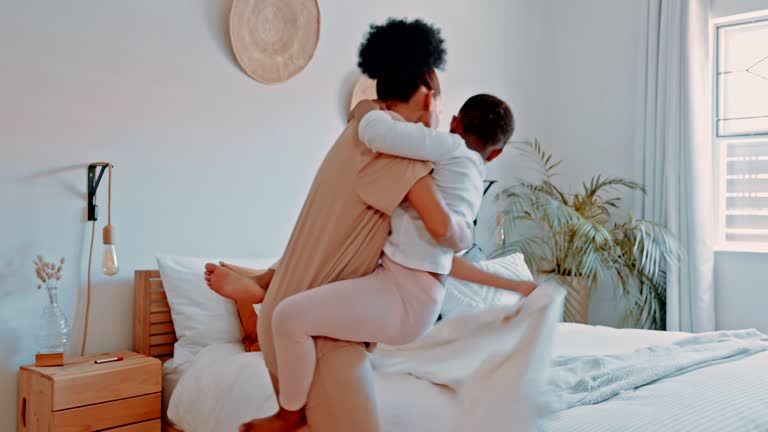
left=359, top=110, right=485, bottom=274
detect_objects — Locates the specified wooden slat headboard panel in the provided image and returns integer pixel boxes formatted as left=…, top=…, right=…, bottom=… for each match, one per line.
left=134, top=270, right=176, bottom=363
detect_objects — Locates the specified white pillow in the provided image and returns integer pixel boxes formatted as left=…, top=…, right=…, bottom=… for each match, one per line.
left=156, top=255, right=276, bottom=369
left=440, top=253, right=534, bottom=319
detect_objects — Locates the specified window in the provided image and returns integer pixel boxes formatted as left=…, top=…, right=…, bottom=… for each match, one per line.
left=715, top=13, right=768, bottom=246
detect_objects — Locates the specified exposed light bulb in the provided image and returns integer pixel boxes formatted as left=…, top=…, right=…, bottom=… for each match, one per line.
left=102, top=225, right=119, bottom=276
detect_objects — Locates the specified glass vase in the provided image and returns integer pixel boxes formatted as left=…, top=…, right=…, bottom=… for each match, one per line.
left=38, top=281, right=71, bottom=354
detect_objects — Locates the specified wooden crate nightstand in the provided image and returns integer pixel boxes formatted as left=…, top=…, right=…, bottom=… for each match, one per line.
left=18, top=351, right=162, bottom=432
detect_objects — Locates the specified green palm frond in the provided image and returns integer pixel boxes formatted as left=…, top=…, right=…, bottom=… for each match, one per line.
left=595, top=196, right=623, bottom=216
left=624, top=269, right=667, bottom=329
left=573, top=176, right=645, bottom=221
left=631, top=220, right=681, bottom=284
left=542, top=197, right=582, bottom=232
left=565, top=219, right=615, bottom=280
left=508, top=180, right=569, bottom=205
left=543, top=181, right=570, bottom=205
left=509, top=139, right=562, bottom=180
left=582, top=175, right=646, bottom=199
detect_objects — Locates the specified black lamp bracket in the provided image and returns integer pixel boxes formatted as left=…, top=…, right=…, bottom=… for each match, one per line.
left=473, top=180, right=499, bottom=227
left=87, top=162, right=112, bottom=222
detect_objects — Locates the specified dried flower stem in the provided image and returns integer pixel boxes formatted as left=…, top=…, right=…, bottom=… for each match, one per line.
left=34, top=255, right=65, bottom=288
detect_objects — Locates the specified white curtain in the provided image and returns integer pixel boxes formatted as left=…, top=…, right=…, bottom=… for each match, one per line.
left=635, top=0, right=716, bottom=332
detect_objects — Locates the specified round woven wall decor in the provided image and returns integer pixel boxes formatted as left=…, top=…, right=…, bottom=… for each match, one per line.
left=229, top=0, right=320, bottom=84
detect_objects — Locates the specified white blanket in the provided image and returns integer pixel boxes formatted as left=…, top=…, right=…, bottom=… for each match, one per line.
left=167, top=320, right=768, bottom=432
left=372, top=282, right=566, bottom=432
left=540, top=328, right=768, bottom=413
left=538, top=341, right=768, bottom=432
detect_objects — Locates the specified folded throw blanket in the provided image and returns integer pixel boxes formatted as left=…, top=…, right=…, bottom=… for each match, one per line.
left=540, top=329, right=768, bottom=413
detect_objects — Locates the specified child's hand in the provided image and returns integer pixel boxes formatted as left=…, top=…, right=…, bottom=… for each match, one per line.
left=348, top=99, right=385, bottom=123
left=515, top=281, right=538, bottom=297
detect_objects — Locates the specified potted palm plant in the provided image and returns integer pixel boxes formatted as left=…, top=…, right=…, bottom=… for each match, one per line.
left=493, top=140, right=680, bottom=329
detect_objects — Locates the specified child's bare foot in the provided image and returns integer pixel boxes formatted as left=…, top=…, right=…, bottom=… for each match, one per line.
left=204, top=263, right=265, bottom=303
left=239, top=408, right=305, bottom=432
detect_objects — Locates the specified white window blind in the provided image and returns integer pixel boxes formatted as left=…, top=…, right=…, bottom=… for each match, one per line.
left=715, top=14, right=768, bottom=246
left=723, top=140, right=768, bottom=242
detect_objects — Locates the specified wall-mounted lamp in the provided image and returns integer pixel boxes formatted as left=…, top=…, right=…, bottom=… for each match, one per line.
left=82, top=162, right=117, bottom=356
left=87, top=163, right=118, bottom=276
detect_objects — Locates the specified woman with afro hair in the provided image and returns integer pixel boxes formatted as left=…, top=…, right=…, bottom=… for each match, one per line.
left=217, top=18, right=466, bottom=432
left=225, top=18, right=526, bottom=432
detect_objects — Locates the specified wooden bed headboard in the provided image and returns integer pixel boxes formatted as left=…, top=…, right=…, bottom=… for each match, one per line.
left=133, top=270, right=177, bottom=363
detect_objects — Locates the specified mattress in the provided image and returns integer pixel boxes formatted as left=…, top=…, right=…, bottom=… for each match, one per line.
left=164, top=323, right=768, bottom=432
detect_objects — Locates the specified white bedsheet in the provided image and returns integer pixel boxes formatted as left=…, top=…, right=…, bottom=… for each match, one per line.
left=166, top=324, right=768, bottom=432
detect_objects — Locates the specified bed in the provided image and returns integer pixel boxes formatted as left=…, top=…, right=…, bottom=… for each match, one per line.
left=133, top=270, right=768, bottom=432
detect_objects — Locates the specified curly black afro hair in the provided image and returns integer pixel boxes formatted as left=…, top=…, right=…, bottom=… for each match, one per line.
left=358, top=18, right=446, bottom=102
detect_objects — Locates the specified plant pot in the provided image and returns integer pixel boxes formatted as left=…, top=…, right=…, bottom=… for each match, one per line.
left=558, top=275, right=592, bottom=324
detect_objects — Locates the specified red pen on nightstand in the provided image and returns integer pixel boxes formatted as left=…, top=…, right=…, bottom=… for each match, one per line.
left=94, top=356, right=124, bottom=364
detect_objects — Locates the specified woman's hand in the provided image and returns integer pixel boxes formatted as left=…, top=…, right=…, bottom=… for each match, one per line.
left=348, top=99, right=386, bottom=123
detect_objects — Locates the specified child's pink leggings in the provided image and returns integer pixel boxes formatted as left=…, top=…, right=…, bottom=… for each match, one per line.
left=272, top=254, right=444, bottom=411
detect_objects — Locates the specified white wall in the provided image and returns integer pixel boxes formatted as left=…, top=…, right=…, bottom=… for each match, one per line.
left=711, top=0, right=768, bottom=333
left=0, top=1, right=551, bottom=430
left=713, top=0, right=768, bottom=17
